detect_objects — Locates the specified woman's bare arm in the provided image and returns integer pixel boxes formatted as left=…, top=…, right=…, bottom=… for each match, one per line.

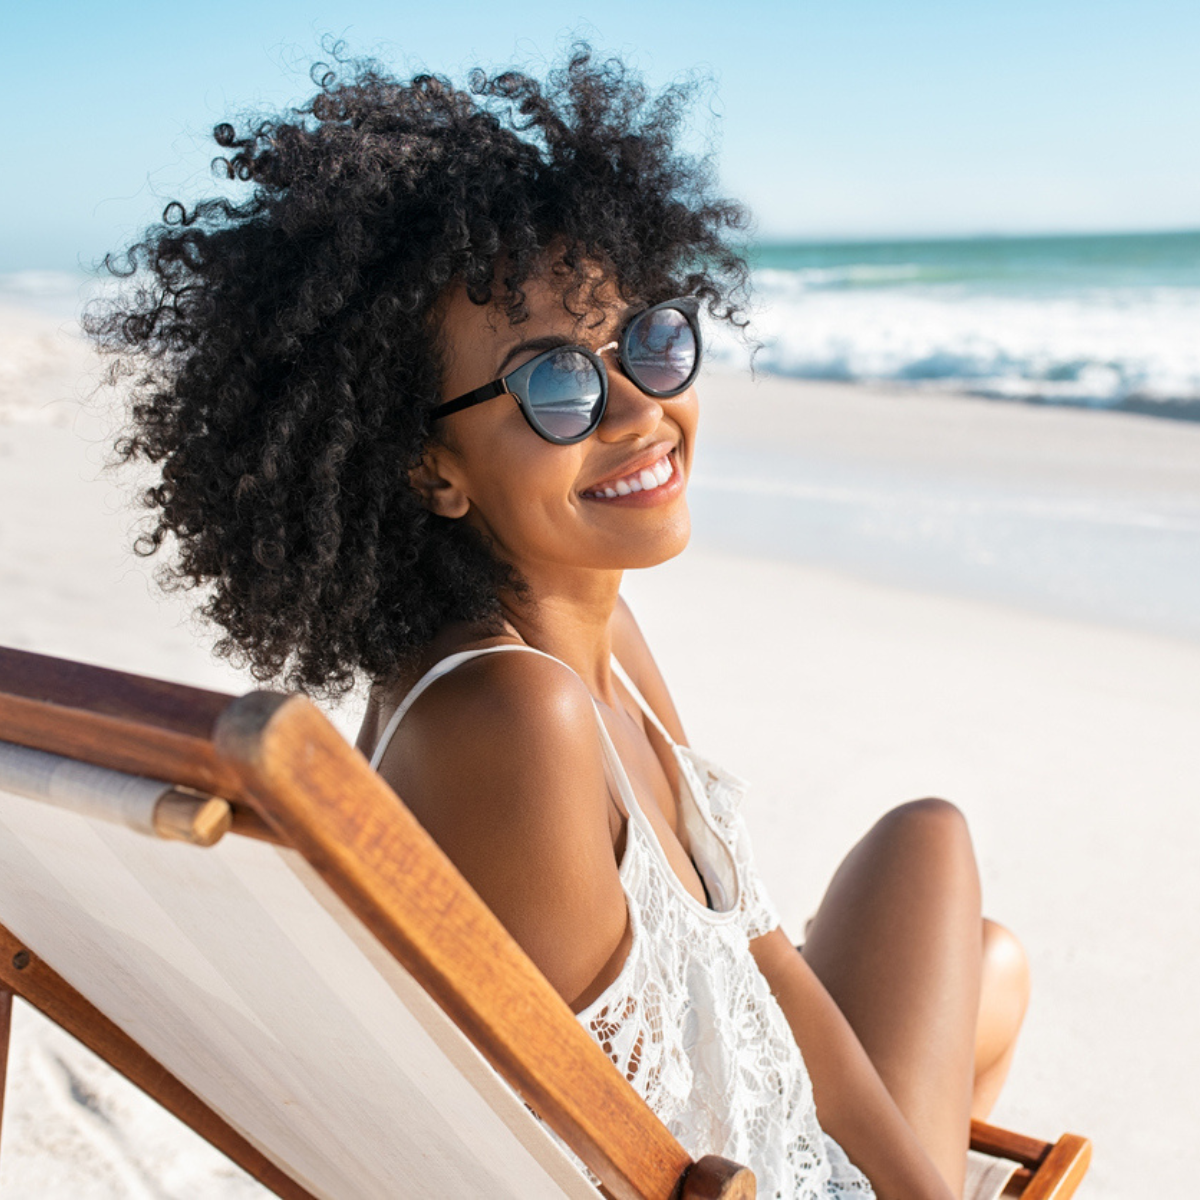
left=751, top=928, right=956, bottom=1200
left=374, top=650, right=631, bottom=1010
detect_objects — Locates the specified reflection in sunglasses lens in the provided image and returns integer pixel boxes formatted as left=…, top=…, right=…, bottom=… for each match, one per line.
left=528, top=350, right=604, bottom=439
left=626, top=308, right=696, bottom=394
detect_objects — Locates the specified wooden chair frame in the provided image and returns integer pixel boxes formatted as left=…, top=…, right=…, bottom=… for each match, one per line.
left=0, top=646, right=1091, bottom=1199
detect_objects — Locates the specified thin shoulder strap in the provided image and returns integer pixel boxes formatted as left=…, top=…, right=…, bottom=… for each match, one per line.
left=368, top=644, right=565, bottom=770
left=609, top=657, right=677, bottom=748
left=370, top=642, right=648, bottom=831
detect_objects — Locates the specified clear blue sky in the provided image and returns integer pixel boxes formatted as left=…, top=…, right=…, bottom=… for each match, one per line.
left=6, top=0, right=1199, bottom=271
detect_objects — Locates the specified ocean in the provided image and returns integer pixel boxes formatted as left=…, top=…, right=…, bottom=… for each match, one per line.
left=6, top=228, right=1199, bottom=419
left=707, top=230, right=1200, bottom=421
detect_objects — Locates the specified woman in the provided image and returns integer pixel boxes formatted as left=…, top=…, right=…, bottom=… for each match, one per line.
left=91, top=48, right=1029, bottom=1199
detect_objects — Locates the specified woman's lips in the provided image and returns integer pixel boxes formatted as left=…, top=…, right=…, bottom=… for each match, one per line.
left=579, top=451, right=683, bottom=506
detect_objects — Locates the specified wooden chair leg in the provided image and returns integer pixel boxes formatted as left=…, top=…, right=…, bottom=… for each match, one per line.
left=0, top=926, right=317, bottom=1200
left=1020, top=1134, right=1092, bottom=1200
left=0, top=985, right=11, bottom=1158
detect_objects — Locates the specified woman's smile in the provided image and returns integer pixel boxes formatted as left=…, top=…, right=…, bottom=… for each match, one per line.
left=579, top=448, right=683, bottom=506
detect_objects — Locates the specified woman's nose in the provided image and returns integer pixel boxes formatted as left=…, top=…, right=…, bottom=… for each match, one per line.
left=597, top=347, right=663, bottom=440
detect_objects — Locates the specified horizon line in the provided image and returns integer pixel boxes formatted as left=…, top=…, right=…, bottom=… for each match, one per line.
left=3, top=224, right=1200, bottom=279
left=751, top=225, right=1200, bottom=247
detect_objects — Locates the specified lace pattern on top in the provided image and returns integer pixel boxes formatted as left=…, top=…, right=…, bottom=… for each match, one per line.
left=582, top=665, right=873, bottom=1199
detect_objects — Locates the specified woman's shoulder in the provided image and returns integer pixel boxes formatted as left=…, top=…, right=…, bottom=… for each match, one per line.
left=359, top=633, right=581, bottom=748
left=414, top=641, right=597, bottom=750
left=370, top=638, right=599, bottom=784
left=367, top=637, right=627, bottom=1008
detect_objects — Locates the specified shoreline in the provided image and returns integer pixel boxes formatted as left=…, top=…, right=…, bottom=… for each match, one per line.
left=6, top=293, right=1200, bottom=427
left=696, top=367, right=1200, bottom=487
left=691, top=369, right=1200, bottom=646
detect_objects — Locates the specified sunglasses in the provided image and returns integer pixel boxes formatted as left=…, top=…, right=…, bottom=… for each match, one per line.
left=430, top=297, right=702, bottom=444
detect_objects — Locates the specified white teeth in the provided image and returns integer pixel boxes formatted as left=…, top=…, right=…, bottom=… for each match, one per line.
left=583, top=454, right=675, bottom=499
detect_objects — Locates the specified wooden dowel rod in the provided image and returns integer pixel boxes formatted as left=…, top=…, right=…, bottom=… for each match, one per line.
left=970, top=1117, right=1052, bottom=1167
left=228, top=805, right=286, bottom=845
left=0, top=740, right=238, bottom=848
left=151, top=789, right=232, bottom=847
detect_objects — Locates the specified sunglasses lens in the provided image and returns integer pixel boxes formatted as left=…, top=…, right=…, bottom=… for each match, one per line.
left=624, top=305, right=698, bottom=395
left=526, top=349, right=605, bottom=440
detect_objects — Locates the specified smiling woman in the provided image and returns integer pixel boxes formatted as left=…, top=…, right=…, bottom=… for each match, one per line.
left=86, top=44, right=1029, bottom=1200
left=86, top=47, right=748, bottom=698
left=413, top=274, right=696, bottom=577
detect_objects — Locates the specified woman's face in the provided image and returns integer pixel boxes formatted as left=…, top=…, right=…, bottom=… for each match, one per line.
left=419, top=271, right=698, bottom=587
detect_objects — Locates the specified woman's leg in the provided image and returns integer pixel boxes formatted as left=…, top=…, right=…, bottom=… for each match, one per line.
left=973, top=919, right=1031, bottom=1120
left=801, top=798, right=983, bottom=1196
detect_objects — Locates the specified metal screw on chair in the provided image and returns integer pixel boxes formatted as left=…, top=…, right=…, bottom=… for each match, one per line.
left=12, top=950, right=30, bottom=971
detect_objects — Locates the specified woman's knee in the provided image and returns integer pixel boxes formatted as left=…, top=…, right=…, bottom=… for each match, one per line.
left=871, top=797, right=975, bottom=864
left=857, top=798, right=982, bottom=919
left=981, top=919, right=1032, bottom=1026
left=812, top=798, right=981, bottom=951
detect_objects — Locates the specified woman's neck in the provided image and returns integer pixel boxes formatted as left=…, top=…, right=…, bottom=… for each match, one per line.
left=498, top=566, right=624, bottom=702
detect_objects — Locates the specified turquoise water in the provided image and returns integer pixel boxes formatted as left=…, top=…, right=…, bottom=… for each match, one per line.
left=751, top=230, right=1200, bottom=291
left=711, top=230, right=1200, bottom=419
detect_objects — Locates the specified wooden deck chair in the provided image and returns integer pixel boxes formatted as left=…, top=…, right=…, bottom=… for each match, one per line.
left=0, top=646, right=1091, bottom=1200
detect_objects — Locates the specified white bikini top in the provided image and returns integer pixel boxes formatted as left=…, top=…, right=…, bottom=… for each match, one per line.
left=370, top=643, right=872, bottom=1199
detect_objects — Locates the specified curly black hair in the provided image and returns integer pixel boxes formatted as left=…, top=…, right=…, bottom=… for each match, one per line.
left=87, top=45, right=750, bottom=697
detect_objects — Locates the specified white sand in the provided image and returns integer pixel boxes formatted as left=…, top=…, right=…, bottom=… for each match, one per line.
left=2, top=311, right=1197, bottom=1195
left=624, top=552, right=1200, bottom=1199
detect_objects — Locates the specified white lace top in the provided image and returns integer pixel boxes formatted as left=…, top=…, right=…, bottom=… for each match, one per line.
left=371, top=645, right=874, bottom=1199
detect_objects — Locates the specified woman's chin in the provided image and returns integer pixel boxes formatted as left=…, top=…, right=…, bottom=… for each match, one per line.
left=612, top=513, right=691, bottom=569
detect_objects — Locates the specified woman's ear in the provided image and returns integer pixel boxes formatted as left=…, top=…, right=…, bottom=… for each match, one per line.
left=408, top=449, right=471, bottom=518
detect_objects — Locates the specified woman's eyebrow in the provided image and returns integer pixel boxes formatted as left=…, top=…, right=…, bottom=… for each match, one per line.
left=494, top=305, right=640, bottom=376
left=495, top=334, right=572, bottom=376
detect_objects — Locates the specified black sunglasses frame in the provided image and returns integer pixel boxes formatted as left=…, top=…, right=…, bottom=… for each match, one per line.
left=429, top=296, right=702, bottom=445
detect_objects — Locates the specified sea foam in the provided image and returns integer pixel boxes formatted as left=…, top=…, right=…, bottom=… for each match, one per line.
left=708, top=234, right=1200, bottom=417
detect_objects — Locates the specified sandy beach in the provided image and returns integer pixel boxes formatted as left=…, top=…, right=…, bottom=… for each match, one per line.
left=2, top=305, right=1199, bottom=1196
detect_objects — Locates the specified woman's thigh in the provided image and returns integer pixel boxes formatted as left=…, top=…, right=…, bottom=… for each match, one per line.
left=801, top=798, right=983, bottom=1196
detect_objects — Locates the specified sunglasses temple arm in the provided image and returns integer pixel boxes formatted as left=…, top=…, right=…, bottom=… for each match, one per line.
left=430, top=379, right=510, bottom=420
